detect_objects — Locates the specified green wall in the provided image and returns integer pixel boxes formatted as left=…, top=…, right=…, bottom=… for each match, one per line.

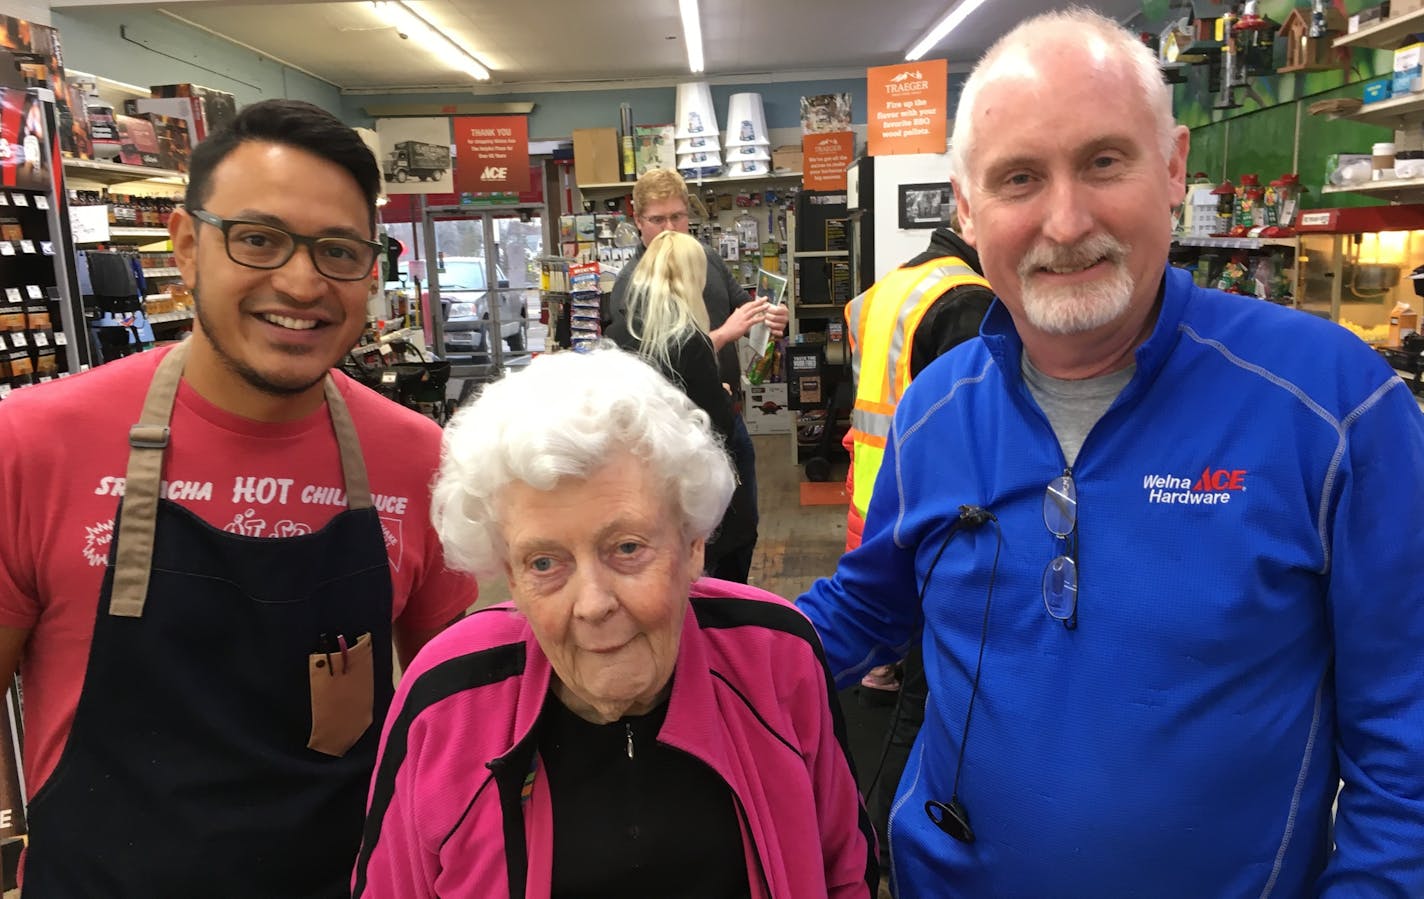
left=1172, top=0, right=1395, bottom=208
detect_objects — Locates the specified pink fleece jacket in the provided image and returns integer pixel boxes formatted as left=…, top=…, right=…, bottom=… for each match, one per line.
left=353, top=577, right=876, bottom=898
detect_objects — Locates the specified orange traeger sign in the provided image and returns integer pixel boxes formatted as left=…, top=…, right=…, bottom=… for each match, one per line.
left=802, top=132, right=854, bottom=191
left=866, top=58, right=948, bottom=156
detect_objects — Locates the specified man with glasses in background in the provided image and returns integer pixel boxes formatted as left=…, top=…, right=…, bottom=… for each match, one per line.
left=0, top=99, right=473, bottom=894
left=607, top=168, right=788, bottom=582
left=800, top=10, right=1424, bottom=899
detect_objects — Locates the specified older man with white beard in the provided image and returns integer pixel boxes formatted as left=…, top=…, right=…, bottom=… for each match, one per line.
left=798, top=8, right=1424, bottom=899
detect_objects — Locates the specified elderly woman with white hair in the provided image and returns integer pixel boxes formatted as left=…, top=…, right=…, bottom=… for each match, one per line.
left=352, top=348, right=876, bottom=898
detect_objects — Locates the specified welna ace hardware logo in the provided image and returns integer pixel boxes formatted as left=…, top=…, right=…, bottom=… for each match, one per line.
left=1142, top=467, right=1247, bottom=505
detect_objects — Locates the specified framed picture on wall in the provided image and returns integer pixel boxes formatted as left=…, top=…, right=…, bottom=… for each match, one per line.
left=898, top=182, right=956, bottom=230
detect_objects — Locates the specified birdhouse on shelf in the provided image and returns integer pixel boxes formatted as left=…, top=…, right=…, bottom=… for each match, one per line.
left=1279, top=5, right=1346, bottom=73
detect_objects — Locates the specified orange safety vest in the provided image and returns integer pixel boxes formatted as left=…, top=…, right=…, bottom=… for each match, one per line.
left=844, top=256, right=988, bottom=551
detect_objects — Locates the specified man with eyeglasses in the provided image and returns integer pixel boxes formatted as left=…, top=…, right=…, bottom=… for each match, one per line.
left=0, top=99, right=473, bottom=894
left=607, top=168, right=789, bottom=582
left=800, top=10, right=1424, bottom=899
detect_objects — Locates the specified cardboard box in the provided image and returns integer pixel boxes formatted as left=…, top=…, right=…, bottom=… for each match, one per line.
left=115, top=115, right=161, bottom=168
left=150, top=84, right=237, bottom=138
left=1364, top=77, right=1395, bottom=104
left=745, top=382, right=791, bottom=434
left=1349, top=2, right=1389, bottom=32
left=572, top=127, right=621, bottom=186
left=1394, top=43, right=1423, bottom=95
left=1388, top=308, right=1419, bottom=345
left=772, top=145, right=804, bottom=174
left=1392, top=0, right=1424, bottom=16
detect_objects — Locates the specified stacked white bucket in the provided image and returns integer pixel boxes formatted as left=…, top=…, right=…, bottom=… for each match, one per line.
left=675, top=81, right=722, bottom=179
left=723, top=92, right=771, bottom=178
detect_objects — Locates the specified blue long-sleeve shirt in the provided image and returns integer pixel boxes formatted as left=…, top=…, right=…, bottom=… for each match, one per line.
left=798, top=264, right=1424, bottom=898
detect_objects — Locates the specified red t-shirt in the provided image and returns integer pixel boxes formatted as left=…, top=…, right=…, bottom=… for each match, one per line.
left=0, top=346, right=476, bottom=796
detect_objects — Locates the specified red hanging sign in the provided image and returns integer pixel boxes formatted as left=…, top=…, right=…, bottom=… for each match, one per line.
left=453, top=115, right=529, bottom=192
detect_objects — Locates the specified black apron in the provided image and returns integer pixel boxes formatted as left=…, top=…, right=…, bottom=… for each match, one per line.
left=24, top=341, right=395, bottom=898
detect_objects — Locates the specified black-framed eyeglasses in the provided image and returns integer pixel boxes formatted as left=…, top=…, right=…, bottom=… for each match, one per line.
left=190, top=209, right=381, bottom=282
left=1042, top=472, right=1078, bottom=630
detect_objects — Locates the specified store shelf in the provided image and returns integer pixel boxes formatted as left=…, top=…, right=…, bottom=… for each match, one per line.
left=62, top=158, right=186, bottom=186
left=577, top=172, right=803, bottom=192
left=1337, top=91, right=1424, bottom=127
left=147, top=310, right=194, bottom=325
left=1332, top=8, right=1424, bottom=49
left=110, top=227, right=170, bottom=240
left=1320, top=176, right=1424, bottom=202
left=795, top=304, right=844, bottom=314
left=796, top=249, right=849, bottom=258
left=142, top=267, right=182, bottom=278
left=1174, top=235, right=1299, bottom=249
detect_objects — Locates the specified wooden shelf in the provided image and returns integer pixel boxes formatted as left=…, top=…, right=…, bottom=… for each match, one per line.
left=577, top=172, right=802, bottom=192
left=1320, top=176, right=1424, bottom=202
left=62, top=158, right=186, bottom=186
left=1333, top=8, right=1424, bottom=49
left=1338, top=91, right=1424, bottom=127
left=796, top=249, right=849, bottom=258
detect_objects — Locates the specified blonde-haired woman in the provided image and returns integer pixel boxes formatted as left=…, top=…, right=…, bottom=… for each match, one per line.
left=607, top=230, right=758, bottom=582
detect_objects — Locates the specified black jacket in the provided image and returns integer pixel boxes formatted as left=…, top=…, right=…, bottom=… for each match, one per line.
left=903, top=228, right=996, bottom=377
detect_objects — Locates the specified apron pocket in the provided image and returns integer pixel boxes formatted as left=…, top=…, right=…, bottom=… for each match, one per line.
left=307, top=632, right=374, bottom=757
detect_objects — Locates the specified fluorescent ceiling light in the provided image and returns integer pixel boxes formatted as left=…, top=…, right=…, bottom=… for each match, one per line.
left=679, top=0, right=705, bottom=74
left=372, top=1, right=491, bottom=81
left=906, top=0, right=992, bottom=61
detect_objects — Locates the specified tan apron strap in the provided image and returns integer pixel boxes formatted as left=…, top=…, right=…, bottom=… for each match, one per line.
left=109, top=342, right=191, bottom=618
left=323, top=376, right=371, bottom=511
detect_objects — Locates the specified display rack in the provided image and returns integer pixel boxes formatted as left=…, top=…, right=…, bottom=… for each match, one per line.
left=1328, top=16, right=1424, bottom=204
left=0, top=86, right=88, bottom=402
left=784, top=205, right=850, bottom=466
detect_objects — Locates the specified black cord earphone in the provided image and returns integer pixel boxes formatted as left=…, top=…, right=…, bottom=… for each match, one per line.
left=911, top=503, right=1001, bottom=845
left=863, top=503, right=1000, bottom=846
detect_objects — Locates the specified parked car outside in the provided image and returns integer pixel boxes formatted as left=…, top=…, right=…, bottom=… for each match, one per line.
left=404, top=257, right=527, bottom=355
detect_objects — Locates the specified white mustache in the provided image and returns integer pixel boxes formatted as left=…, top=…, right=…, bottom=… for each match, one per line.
left=1018, top=234, right=1129, bottom=278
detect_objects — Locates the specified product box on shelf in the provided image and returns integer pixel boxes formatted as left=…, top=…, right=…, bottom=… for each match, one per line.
left=1393, top=0, right=1424, bottom=16
left=745, top=381, right=791, bottom=434
left=1364, top=77, right=1394, bottom=104
left=115, top=115, right=161, bottom=168
left=772, top=145, right=803, bottom=174
left=1394, top=43, right=1423, bottom=95
left=149, top=84, right=237, bottom=138
left=634, top=124, right=675, bottom=176
left=1389, top=308, right=1419, bottom=345
left=1349, top=2, right=1389, bottom=32
left=572, top=127, right=621, bottom=186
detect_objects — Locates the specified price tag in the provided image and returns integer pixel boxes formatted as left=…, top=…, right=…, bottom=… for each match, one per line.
left=10, top=331, right=27, bottom=347
left=4, top=288, right=20, bottom=303
left=26, top=285, right=42, bottom=299
left=380, top=369, right=398, bottom=385
left=54, top=331, right=67, bottom=346
left=0, top=193, right=10, bottom=207
left=33, top=331, right=48, bottom=346
left=11, top=193, right=28, bottom=208
left=40, top=241, right=53, bottom=255
left=0, top=385, right=11, bottom=400
left=68, top=205, right=110, bottom=244
left=0, top=242, right=15, bottom=256
left=34, top=195, right=48, bottom=210
left=37, top=375, right=50, bottom=383
left=19, top=240, right=34, bottom=254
